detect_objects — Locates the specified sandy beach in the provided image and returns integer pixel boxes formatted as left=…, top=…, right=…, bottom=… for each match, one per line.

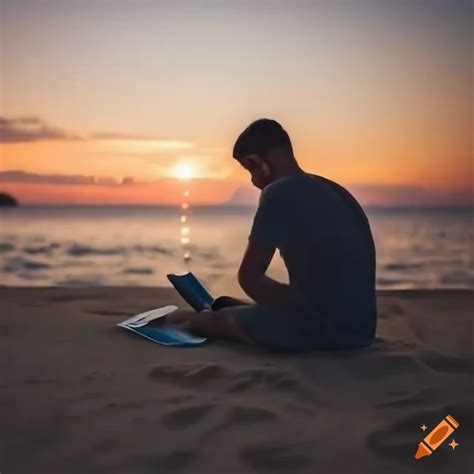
left=1, top=287, right=472, bottom=473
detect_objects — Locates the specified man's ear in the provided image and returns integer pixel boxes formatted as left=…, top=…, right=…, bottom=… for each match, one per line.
left=260, top=159, right=271, bottom=178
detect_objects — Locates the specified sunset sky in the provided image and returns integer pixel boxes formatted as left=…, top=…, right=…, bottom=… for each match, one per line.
left=0, top=0, right=472, bottom=205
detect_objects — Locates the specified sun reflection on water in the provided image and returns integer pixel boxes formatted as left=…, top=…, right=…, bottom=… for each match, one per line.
left=180, top=189, right=191, bottom=264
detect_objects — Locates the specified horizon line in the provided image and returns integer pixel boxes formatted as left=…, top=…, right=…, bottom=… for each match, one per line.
left=2, top=203, right=473, bottom=210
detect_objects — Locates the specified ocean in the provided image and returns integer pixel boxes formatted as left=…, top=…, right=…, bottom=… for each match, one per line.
left=0, top=205, right=472, bottom=298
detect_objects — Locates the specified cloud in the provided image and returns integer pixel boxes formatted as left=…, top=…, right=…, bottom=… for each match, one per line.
left=0, top=116, right=83, bottom=143
left=0, top=170, right=135, bottom=186
left=0, top=115, right=195, bottom=152
left=91, top=132, right=156, bottom=141
left=0, top=170, right=95, bottom=185
left=92, top=132, right=194, bottom=152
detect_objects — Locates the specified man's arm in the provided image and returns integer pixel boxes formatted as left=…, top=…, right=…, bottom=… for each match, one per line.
left=239, top=182, right=302, bottom=314
left=238, top=240, right=298, bottom=315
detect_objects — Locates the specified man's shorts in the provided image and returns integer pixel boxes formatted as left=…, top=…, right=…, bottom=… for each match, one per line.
left=233, top=302, right=372, bottom=353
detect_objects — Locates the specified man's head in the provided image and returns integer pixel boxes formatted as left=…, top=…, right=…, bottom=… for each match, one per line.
left=233, top=118, right=300, bottom=190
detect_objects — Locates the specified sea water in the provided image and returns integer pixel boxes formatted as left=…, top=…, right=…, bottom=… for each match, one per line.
left=0, top=205, right=472, bottom=297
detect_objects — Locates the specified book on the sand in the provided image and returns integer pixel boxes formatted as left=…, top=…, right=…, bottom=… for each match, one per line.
left=166, top=271, right=215, bottom=312
left=117, top=271, right=213, bottom=347
left=117, top=305, right=207, bottom=347
left=118, top=305, right=178, bottom=328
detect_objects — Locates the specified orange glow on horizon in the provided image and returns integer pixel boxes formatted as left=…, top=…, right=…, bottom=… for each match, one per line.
left=0, top=132, right=471, bottom=206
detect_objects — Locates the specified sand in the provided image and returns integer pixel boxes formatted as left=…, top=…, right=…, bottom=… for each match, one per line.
left=0, top=287, right=472, bottom=474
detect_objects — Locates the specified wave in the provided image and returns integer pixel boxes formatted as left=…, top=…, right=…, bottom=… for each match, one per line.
left=3, top=257, right=52, bottom=272
left=122, top=267, right=154, bottom=275
left=131, top=244, right=172, bottom=255
left=23, top=242, right=61, bottom=255
left=383, top=262, right=425, bottom=271
left=440, top=270, right=474, bottom=286
left=376, top=277, right=418, bottom=287
left=55, top=276, right=105, bottom=286
left=67, top=243, right=173, bottom=257
left=67, top=243, right=125, bottom=257
left=0, top=242, right=15, bottom=254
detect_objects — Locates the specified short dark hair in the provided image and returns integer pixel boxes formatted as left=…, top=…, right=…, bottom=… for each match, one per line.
left=232, top=118, right=294, bottom=161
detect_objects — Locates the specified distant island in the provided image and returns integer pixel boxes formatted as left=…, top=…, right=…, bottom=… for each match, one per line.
left=0, top=192, right=19, bottom=207
left=225, top=186, right=259, bottom=206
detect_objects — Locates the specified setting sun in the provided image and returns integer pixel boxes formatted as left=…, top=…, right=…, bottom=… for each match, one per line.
left=173, top=162, right=195, bottom=180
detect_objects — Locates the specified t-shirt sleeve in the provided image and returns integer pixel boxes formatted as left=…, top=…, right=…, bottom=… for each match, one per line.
left=248, top=185, right=283, bottom=249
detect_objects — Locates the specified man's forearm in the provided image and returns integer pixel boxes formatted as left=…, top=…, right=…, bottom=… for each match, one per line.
left=240, top=274, right=299, bottom=314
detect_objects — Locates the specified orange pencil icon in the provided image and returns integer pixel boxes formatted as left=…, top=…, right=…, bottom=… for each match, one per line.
left=415, top=414, right=459, bottom=459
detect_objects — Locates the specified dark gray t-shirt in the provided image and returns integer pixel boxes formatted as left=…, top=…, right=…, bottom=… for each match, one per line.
left=248, top=173, right=377, bottom=342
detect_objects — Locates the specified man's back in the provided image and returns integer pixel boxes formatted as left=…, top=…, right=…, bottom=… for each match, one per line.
left=249, top=172, right=377, bottom=344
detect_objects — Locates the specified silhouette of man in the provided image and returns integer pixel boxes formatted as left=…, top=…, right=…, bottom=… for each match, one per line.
left=165, top=118, right=377, bottom=352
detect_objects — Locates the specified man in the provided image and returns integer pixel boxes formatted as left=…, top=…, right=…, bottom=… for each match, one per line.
left=165, top=118, right=377, bottom=352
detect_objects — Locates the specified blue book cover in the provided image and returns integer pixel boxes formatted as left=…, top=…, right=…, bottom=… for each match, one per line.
left=166, top=271, right=215, bottom=312
left=117, top=305, right=207, bottom=347
left=120, top=324, right=207, bottom=347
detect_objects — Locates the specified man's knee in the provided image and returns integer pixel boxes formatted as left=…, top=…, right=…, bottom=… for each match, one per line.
left=192, top=306, right=255, bottom=345
left=205, top=309, right=231, bottom=333
left=214, top=307, right=256, bottom=345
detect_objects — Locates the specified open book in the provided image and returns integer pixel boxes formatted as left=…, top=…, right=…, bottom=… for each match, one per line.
left=116, top=271, right=214, bottom=347
left=117, top=305, right=207, bottom=347
left=166, top=271, right=215, bottom=312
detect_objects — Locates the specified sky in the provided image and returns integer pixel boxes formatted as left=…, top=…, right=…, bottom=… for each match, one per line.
left=0, top=0, right=472, bottom=205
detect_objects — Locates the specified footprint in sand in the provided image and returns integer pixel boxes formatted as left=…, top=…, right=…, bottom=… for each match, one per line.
left=161, top=404, right=215, bottom=429
left=161, top=393, right=196, bottom=405
left=378, top=303, right=405, bottom=319
left=149, top=449, right=198, bottom=470
left=225, top=405, right=277, bottom=424
left=229, top=368, right=301, bottom=393
left=419, top=351, right=474, bottom=374
left=345, top=353, right=423, bottom=378
left=239, top=443, right=313, bottom=470
left=80, top=371, right=105, bottom=383
left=367, top=409, right=449, bottom=465
left=206, top=404, right=278, bottom=435
left=149, top=363, right=227, bottom=389
left=376, top=388, right=436, bottom=409
left=149, top=363, right=302, bottom=396
left=387, top=303, right=405, bottom=315
left=263, top=371, right=299, bottom=391
left=228, top=368, right=264, bottom=392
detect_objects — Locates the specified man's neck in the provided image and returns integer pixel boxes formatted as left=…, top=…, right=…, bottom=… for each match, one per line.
left=271, top=164, right=306, bottom=182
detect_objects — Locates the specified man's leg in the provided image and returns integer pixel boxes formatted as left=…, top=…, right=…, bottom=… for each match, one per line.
left=163, top=306, right=256, bottom=345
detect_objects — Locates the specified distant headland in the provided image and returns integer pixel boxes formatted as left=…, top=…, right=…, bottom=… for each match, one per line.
left=0, top=192, right=19, bottom=207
